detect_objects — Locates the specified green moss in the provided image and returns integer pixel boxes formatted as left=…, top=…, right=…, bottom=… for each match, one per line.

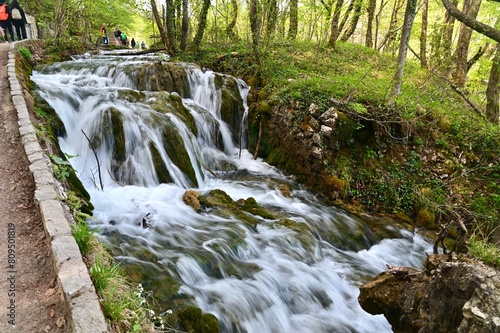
left=239, top=197, right=275, bottom=219
left=161, top=123, right=198, bottom=187
left=134, top=63, right=191, bottom=97
left=176, top=306, right=220, bottom=333
left=149, top=142, right=173, bottom=184
left=416, top=208, right=436, bottom=229
left=33, top=94, right=67, bottom=140
left=198, top=189, right=237, bottom=208
left=117, top=89, right=146, bottom=102
left=219, top=76, right=245, bottom=141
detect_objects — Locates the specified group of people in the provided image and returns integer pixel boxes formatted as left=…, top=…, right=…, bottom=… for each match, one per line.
left=112, top=27, right=146, bottom=49
left=99, top=25, right=146, bottom=50
left=0, top=0, right=28, bottom=43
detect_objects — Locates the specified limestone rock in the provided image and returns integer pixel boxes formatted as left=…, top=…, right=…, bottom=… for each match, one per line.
left=358, top=254, right=500, bottom=333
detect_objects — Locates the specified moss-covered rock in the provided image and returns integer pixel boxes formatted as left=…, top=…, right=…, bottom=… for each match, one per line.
left=135, top=62, right=191, bottom=97
left=198, top=189, right=238, bottom=208
left=147, top=92, right=198, bottom=136
left=238, top=197, right=275, bottom=219
left=150, top=141, right=173, bottom=184
left=218, top=75, right=245, bottom=142
left=416, top=208, right=436, bottom=229
left=176, top=306, right=220, bottom=333
left=160, top=122, right=198, bottom=187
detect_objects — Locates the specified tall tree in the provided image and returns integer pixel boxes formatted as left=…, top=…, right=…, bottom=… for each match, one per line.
left=428, top=0, right=457, bottom=71
left=419, top=0, right=428, bottom=68
left=379, top=0, right=405, bottom=53
left=374, top=0, right=389, bottom=49
left=486, top=44, right=500, bottom=124
left=289, top=0, right=298, bottom=39
left=389, top=0, right=419, bottom=99
left=249, top=0, right=261, bottom=63
left=441, top=0, right=500, bottom=123
left=193, top=0, right=211, bottom=50
left=365, top=0, right=377, bottom=48
left=150, top=0, right=169, bottom=50
left=226, top=0, right=239, bottom=41
left=451, top=0, right=482, bottom=88
left=328, top=0, right=344, bottom=47
left=340, top=0, right=363, bottom=42
left=166, top=0, right=178, bottom=55
left=264, top=0, right=279, bottom=38
left=441, top=0, right=500, bottom=43
left=180, top=0, right=189, bottom=50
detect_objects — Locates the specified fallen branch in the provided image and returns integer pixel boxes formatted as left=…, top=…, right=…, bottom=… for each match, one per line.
left=81, top=129, right=104, bottom=191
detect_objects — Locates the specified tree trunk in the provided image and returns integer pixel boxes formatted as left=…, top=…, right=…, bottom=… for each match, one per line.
left=382, top=0, right=405, bottom=53
left=150, top=0, right=169, bottom=51
left=451, top=0, right=482, bottom=88
left=193, top=0, right=211, bottom=50
left=166, top=0, right=178, bottom=55
left=265, top=0, right=278, bottom=39
left=365, top=0, right=377, bottom=48
left=486, top=44, right=500, bottom=124
left=249, top=0, right=261, bottom=64
left=429, top=0, right=456, bottom=71
left=441, top=0, right=500, bottom=44
left=180, top=0, right=189, bottom=50
left=289, top=0, right=298, bottom=39
left=374, top=0, right=389, bottom=49
left=419, top=0, right=428, bottom=68
left=389, top=0, right=418, bottom=100
left=226, top=0, right=239, bottom=41
left=467, top=43, right=491, bottom=71
left=328, top=0, right=344, bottom=47
left=340, top=0, right=363, bottom=42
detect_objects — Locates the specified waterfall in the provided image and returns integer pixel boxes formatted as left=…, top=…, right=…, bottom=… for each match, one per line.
left=32, top=53, right=433, bottom=333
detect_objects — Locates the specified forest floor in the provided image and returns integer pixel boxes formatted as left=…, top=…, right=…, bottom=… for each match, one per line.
left=0, top=43, right=70, bottom=332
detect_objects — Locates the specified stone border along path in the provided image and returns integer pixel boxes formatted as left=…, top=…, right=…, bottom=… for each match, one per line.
left=7, top=43, right=108, bottom=332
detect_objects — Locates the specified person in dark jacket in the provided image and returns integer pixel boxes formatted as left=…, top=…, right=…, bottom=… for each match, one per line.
left=10, top=0, right=27, bottom=40
left=0, top=0, right=15, bottom=42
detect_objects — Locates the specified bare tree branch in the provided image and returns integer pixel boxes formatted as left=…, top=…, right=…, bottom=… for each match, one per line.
left=441, top=0, right=500, bottom=43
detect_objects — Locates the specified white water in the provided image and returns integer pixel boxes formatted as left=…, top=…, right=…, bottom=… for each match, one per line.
left=32, top=53, right=433, bottom=333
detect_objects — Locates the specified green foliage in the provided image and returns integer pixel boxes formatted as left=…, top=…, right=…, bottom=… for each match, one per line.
left=71, top=221, right=95, bottom=257
left=91, top=257, right=120, bottom=291
left=17, top=47, right=32, bottom=61
left=469, top=235, right=500, bottom=267
left=50, top=154, right=73, bottom=181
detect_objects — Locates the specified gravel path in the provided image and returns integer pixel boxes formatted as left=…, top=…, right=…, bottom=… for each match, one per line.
left=0, top=42, right=70, bottom=333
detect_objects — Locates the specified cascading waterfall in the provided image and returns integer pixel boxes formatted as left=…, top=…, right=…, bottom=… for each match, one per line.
left=32, top=53, right=433, bottom=333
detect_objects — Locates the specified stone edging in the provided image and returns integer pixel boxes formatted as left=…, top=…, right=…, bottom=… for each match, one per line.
left=7, top=43, right=108, bottom=333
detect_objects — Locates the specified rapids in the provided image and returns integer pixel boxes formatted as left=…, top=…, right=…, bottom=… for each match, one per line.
left=31, top=52, right=433, bottom=333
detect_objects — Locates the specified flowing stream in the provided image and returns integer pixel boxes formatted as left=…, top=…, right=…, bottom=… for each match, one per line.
left=31, top=52, right=432, bottom=333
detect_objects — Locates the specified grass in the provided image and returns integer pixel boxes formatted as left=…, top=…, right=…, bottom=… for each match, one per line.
left=469, top=234, right=500, bottom=267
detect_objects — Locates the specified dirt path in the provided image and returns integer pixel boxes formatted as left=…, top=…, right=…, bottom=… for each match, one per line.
left=0, top=43, right=70, bottom=332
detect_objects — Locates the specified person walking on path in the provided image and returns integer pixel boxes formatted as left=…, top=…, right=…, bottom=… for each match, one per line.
left=114, top=27, right=121, bottom=46
left=10, top=0, right=27, bottom=40
left=0, top=0, right=15, bottom=42
left=100, top=23, right=108, bottom=45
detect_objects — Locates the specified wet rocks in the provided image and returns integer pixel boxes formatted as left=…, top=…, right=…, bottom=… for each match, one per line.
left=358, top=254, right=500, bottom=333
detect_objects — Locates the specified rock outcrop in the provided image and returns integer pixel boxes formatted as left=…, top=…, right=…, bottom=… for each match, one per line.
left=358, top=254, right=500, bottom=333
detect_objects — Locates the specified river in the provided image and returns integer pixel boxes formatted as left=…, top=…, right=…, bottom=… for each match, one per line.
left=31, top=52, right=432, bottom=333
